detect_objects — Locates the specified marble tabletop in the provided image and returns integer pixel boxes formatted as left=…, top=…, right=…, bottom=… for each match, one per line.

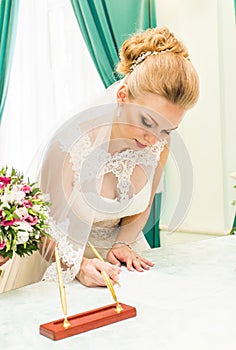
left=1, top=235, right=236, bottom=350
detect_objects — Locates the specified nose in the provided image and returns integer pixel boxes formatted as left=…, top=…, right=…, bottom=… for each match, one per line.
left=144, top=132, right=158, bottom=146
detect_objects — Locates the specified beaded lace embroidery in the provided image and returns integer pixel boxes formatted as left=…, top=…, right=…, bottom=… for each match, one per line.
left=69, top=133, right=167, bottom=198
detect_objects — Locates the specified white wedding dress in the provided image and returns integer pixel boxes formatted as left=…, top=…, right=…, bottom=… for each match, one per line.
left=42, top=125, right=167, bottom=283
left=68, top=132, right=167, bottom=260
left=0, top=81, right=167, bottom=292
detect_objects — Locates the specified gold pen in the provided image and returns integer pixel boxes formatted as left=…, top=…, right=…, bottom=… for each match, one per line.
left=87, top=241, right=121, bottom=287
left=54, top=246, right=71, bottom=329
left=87, top=241, right=123, bottom=313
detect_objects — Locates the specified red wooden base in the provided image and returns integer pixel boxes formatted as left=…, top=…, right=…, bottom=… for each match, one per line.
left=39, top=303, right=136, bottom=341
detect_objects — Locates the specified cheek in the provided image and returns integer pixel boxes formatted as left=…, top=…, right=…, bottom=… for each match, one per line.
left=127, top=125, right=145, bottom=137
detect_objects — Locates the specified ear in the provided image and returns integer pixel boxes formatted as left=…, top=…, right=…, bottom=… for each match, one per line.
left=116, top=84, right=129, bottom=102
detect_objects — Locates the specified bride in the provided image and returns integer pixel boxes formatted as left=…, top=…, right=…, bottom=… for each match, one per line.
left=0, top=26, right=199, bottom=291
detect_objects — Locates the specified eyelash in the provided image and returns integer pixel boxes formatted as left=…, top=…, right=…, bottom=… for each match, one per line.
left=162, top=130, right=171, bottom=135
left=141, top=116, right=153, bottom=128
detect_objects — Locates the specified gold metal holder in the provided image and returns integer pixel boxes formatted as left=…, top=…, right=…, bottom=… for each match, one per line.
left=39, top=244, right=137, bottom=341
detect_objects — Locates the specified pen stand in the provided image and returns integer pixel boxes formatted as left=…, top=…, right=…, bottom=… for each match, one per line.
left=40, top=302, right=136, bottom=340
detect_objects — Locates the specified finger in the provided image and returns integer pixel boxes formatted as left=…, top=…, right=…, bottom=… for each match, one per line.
left=141, top=257, right=154, bottom=267
left=139, top=259, right=151, bottom=270
left=107, top=251, right=121, bottom=267
left=105, top=264, right=121, bottom=283
left=80, top=269, right=107, bottom=288
left=133, top=256, right=153, bottom=270
left=95, top=259, right=121, bottom=282
left=132, top=258, right=144, bottom=272
left=97, top=273, right=109, bottom=287
left=126, top=256, right=135, bottom=271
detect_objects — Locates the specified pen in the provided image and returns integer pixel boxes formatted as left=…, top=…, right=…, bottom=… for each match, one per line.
left=87, top=241, right=121, bottom=287
left=87, top=241, right=123, bottom=313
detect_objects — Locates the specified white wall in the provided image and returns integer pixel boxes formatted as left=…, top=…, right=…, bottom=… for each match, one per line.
left=156, top=0, right=236, bottom=242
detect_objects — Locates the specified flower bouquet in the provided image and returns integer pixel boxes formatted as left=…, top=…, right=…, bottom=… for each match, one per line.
left=0, top=166, right=51, bottom=259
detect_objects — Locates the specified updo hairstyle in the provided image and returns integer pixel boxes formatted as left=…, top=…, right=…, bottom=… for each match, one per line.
left=116, top=27, right=199, bottom=109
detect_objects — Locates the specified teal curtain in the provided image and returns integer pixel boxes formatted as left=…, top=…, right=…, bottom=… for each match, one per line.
left=144, top=193, right=162, bottom=248
left=0, top=0, right=19, bottom=123
left=70, top=0, right=156, bottom=88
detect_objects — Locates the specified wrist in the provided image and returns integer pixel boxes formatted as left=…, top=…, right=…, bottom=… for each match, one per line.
left=112, top=241, right=132, bottom=250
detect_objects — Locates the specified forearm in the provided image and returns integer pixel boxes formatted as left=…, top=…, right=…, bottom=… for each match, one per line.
left=116, top=204, right=152, bottom=244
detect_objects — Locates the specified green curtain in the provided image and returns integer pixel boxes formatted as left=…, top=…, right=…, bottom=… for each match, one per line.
left=0, top=0, right=19, bottom=123
left=70, top=0, right=156, bottom=88
left=144, top=193, right=162, bottom=248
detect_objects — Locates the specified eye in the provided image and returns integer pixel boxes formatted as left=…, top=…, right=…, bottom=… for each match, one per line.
left=141, top=116, right=154, bottom=128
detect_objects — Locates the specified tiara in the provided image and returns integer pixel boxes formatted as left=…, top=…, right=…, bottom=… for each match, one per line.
left=130, top=50, right=190, bottom=72
left=130, top=51, right=158, bottom=71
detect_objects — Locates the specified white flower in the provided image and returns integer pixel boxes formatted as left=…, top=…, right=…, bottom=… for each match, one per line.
left=32, top=205, right=41, bottom=212
left=14, top=207, right=28, bottom=219
left=16, top=222, right=33, bottom=244
left=1, top=185, right=26, bottom=206
left=16, top=229, right=30, bottom=244
left=0, top=193, right=10, bottom=208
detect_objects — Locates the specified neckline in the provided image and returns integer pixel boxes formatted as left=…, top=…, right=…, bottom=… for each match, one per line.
left=99, top=180, right=150, bottom=202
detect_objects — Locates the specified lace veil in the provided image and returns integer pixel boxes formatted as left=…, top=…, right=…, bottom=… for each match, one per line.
left=38, top=79, right=168, bottom=282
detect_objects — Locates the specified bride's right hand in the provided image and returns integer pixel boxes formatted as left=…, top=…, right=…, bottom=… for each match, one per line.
left=76, top=257, right=121, bottom=287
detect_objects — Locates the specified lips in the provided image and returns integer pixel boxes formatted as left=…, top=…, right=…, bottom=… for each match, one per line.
left=135, top=139, right=147, bottom=148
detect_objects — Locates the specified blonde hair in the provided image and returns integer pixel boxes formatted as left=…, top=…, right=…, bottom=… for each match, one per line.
left=116, top=27, right=199, bottom=109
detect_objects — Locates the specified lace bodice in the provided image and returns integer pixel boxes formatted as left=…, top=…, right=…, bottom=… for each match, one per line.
left=68, top=133, right=167, bottom=203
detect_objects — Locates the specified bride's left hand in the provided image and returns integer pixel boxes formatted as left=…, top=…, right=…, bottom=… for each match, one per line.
left=106, top=245, right=154, bottom=272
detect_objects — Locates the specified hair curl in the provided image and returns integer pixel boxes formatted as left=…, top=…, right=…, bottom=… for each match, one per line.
left=116, top=27, right=199, bottom=109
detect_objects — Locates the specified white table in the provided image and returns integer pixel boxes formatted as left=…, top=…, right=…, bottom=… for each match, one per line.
left=1, top=236, right=236, bottom=350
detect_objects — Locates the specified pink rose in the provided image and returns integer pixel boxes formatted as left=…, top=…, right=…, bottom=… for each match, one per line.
left=21, top=185, right=31, bottom=193
left=22, top=200, right=33, bottom=208
left=25, top=215, right=38, bottom=225
left=1, top=219, right=17, bottom=226
left=0, top=240, right=6, bottom=250
left=0, top=177, right=11, bottom=186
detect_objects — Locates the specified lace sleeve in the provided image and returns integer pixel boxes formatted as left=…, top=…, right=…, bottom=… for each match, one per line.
left=43, top=219, right=82, bottom=283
